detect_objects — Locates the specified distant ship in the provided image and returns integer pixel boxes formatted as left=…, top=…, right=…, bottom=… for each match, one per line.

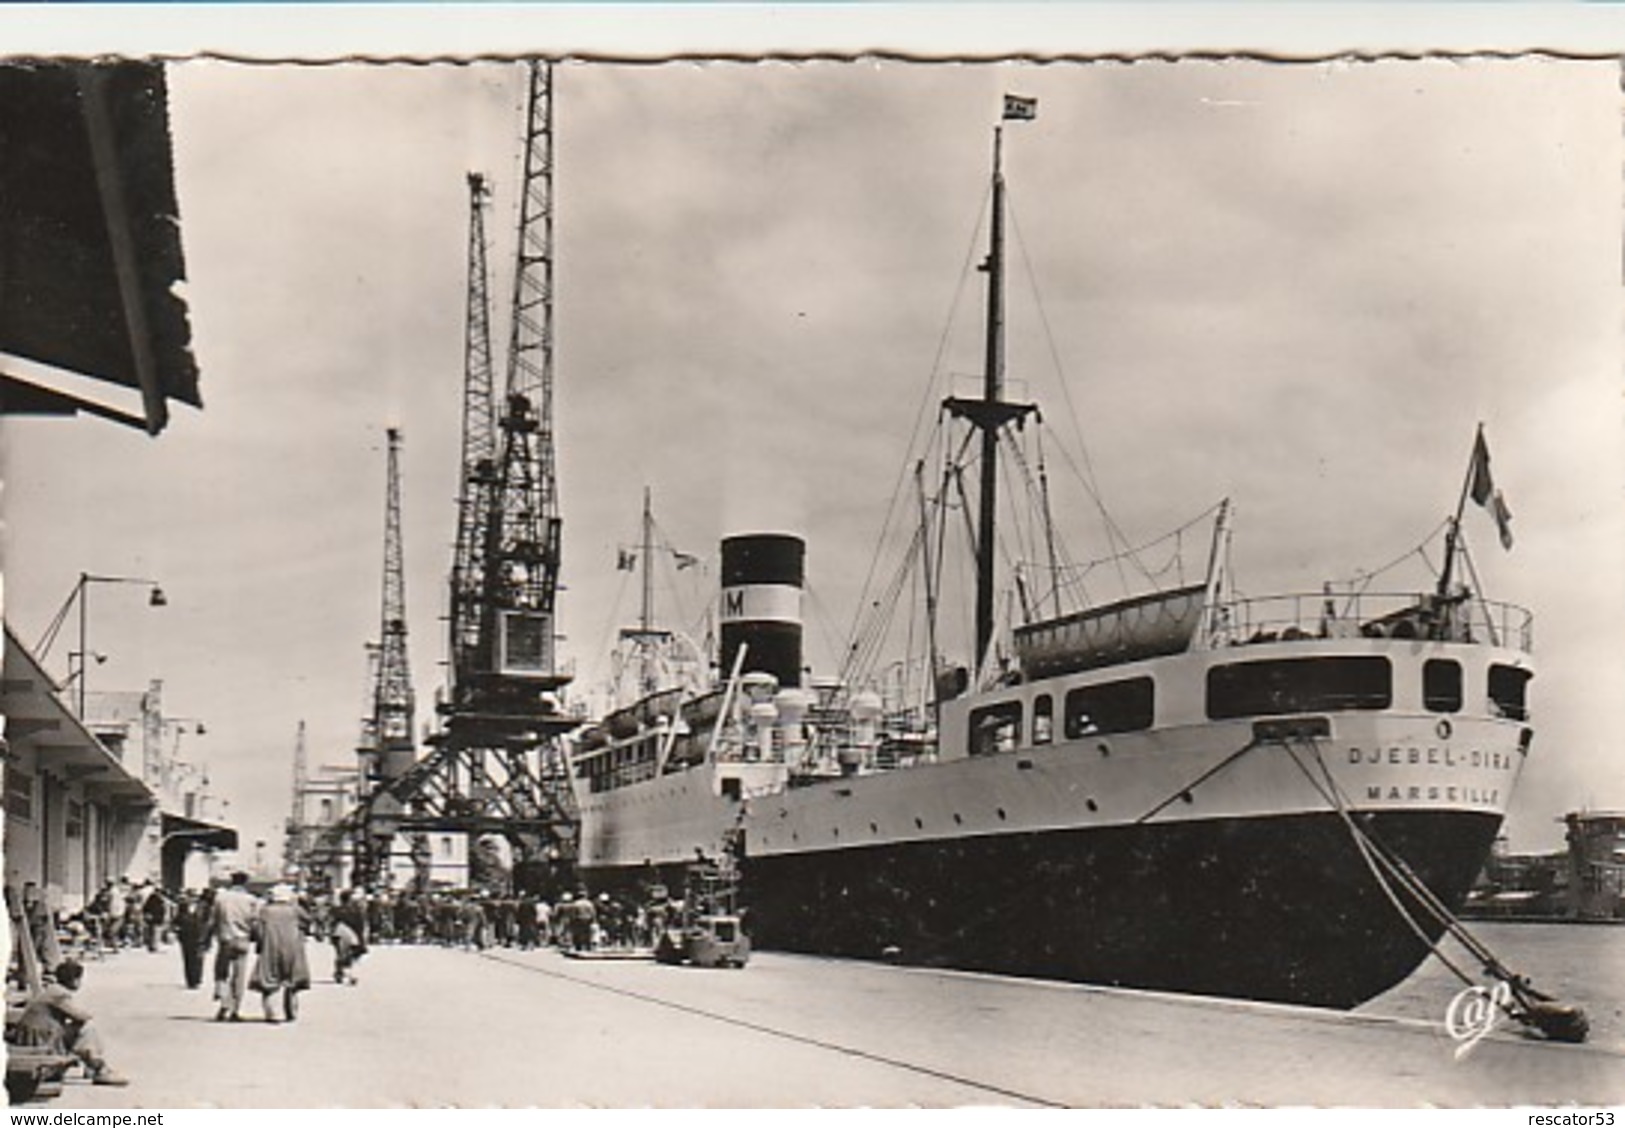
left=567, top=103, right=1534, bottom=1009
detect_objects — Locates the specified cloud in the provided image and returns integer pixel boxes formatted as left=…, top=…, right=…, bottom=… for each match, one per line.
left=6, top=55, right=1616, bottom=855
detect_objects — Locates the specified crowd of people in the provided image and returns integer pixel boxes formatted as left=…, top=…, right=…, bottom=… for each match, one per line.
left=287, top=883, right=675, bottom=954
left=6, top=881, right=134, bottom=1089
left=8, top=870, right=690, bottom=1096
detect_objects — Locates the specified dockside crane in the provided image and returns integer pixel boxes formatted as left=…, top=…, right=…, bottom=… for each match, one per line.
left=350, top=62, right=579, bottom=892
left=346, top=425, right=424, bottom=889
left=449, top=171, right=498, bottom=697
left=281, top=719, right=307, bottom=877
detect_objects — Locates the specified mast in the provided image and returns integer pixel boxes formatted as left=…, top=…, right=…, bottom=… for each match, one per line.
left=944, top=120, right=1035, bottom=677
left=639, top=486, right=656, bottom=695
left=1436, top=423, right=1483, bottom=604
left=616, top=486, right=675, bottom=702
left=915, top=460, right=941, bottom=719
left=976, top=126, right=1006, bottom=667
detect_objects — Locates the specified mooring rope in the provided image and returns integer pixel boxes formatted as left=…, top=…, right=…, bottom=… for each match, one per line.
left=1280, top=739, right=1482, bottom=989
left=1131, top=729, right=1587, bottom=1042
left=1287, top=735, right=1588, bottom=1043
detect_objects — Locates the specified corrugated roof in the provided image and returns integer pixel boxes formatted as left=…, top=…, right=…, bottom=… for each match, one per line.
left=0, top=61, right=200, bottom=434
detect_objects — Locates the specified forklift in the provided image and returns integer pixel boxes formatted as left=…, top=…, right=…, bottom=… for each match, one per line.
left=655, top=845, right=750, bottom=969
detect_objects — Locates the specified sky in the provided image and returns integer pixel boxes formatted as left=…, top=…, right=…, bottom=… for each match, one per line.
left=3, top=52, right=1621, bottom=857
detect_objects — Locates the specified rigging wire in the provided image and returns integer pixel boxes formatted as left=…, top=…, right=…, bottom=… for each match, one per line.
left=1034, top=422, right=1063, bottom=619
left=842, top=520, right=929, bottom=690
left=1006, top=190, right=1145, bottom=578
left=34, top=583, right=81, bottom=664
left=840, top=185, right=994, bottom=672
left=1356, top=518, right=1452, bottom=587
left=804, top=578, right=854, bottom=686
left=1457, top=538, right=1501, bottom=647
left=587, top=566, right=637, bottom=700
left=1046, top=501, right=1223, bottom=603
left=1329, top=518, right=1452, bottom=618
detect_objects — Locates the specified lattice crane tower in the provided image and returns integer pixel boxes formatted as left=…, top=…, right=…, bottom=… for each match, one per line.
left=351, top=426, right=420, bottom=888
left=356, top=62, right=578, bottom=890
left=282, top=719, right=307, bottom=877
left=449, top=171, right=497, bottom=691
left=480, top=60, right=563, bottom=687
left=375, top=426, right=416, bottom=777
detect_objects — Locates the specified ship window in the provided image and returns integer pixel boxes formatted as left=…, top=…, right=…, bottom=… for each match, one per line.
left=1488, top=665, right=1532, bottom=721
left=1423, top=659, right=1462, bottom=713
left=969, top=701, right=1023, bottom=756
left=1032, top=695, right=1054, bottom=745
left=1206, top=657, right=1391, bottom=720
left=1063, top=677, right=1155, bottom=738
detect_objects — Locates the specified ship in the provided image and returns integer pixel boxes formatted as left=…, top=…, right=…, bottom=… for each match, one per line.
left=566, top=103, right=1535, bottom=1010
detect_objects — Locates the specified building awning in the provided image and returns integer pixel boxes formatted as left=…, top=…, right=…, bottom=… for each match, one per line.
left=2, top=623, right=154, bottom=809
left=160, top=810, right=237, bottom=853
left=0, top=61, right=200, bottom=434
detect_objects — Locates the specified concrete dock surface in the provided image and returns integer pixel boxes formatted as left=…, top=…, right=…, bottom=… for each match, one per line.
left=31, top=943, right=1624, bottom=1108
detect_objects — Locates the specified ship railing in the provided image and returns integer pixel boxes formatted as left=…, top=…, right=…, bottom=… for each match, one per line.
left=1207, top=591, right=1533, bottom=653
left=770, top=703, right=935, bottom=779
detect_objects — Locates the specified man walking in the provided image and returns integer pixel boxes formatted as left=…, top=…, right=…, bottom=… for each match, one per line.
left=174, top=891, right=211, bottom=989
left=209, top=872, right=259, bottom=1021
left=331, top=890, right=368, bottom=985
left=140, top=884, right=169, bottom=952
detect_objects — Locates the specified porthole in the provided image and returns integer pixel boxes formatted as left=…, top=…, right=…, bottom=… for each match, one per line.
left=1180, top=791, right=1194, bottom=804
left=953, top=813, right=964, bottom=825
left=1086, top=799, right=1098, bottom=813
left=1098, top=743, right=1111, bottom=758
left=996, top=808, right=1007, bottom=821
left=914, top=817, right=924, bottom=830
left=869, top=822, right=879, bottom=834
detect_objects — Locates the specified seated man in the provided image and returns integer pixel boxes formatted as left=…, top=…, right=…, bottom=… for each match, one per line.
left=9, top=960, right=129, bottom=1087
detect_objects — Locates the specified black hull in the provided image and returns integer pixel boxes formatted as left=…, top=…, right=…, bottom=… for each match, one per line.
left=586, top=810, right=1500, bottom=1009
left=745, top=810, right=1499, bottom=1009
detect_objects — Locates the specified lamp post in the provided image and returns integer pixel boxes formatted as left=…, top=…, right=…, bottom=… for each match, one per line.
left=64, top=649, right=107, bottom=694
left=36, top=572, right=166, bottom=718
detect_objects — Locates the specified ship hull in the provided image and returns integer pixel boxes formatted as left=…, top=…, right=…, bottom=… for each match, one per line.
left=572, top=638, right=1528, bottom=1009
left=739, top=809, right=1497, bottom=1008
left=583, top=808, right=1495, bottom=1008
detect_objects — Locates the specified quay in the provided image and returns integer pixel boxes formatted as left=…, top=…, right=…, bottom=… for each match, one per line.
left=33, top=943, right=1625, bottom=1108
